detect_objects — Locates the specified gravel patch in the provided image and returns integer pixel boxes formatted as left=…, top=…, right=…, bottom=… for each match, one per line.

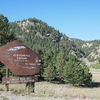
left=0, top=91, right=65, bottom=100
left=0, top=91, right=96, bottom=100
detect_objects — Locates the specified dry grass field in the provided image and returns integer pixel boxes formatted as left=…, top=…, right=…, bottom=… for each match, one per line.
left=90, top=68, right=100, bottom=82
left=0, top=68, right=100, bottom=100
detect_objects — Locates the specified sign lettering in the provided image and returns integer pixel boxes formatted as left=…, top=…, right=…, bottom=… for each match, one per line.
left=0, top=40, right=41, bottom=75
left=2, top=76, right=38, bottom=84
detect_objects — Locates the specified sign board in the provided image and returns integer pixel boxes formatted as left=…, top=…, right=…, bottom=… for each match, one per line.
left=0, top=40, right=41, bottom=75
left=2, top=76, right=38, bottom=84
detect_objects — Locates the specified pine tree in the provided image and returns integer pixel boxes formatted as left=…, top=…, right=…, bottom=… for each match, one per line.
left=55, top=51, right=65, bottom=81
left=0, top=14, right=17, bottom=76
left=62, top=55, right=92, bottom=86
left=0, top=14, right=16, bottom=46
left=42, top=65, right=56, bottom=81
left=41, top=50, right=56, bottom=81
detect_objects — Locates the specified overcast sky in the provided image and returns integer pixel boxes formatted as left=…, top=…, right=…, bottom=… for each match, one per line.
left=0, top=0, right=100, bottom=40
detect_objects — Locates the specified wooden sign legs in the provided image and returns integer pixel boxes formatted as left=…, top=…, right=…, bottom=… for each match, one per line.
left=4, top=67, right=37, bottom=92
left=5, top=84, right=9, bottom=91
left=5, top=67, right=9, bottom=91
left=26, top=82, right=35, bottom=93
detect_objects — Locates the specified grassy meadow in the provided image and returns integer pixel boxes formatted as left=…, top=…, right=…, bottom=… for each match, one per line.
left=0, top=68, right=100, bottom=100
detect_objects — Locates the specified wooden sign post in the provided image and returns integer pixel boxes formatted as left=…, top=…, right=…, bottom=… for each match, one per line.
left=5, top=67, right=9, bottom=91
left=0, top=40, right=41, bottom=92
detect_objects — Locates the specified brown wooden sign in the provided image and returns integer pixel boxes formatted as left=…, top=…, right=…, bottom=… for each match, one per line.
left=0, top=40, right=41, bottom=75
left=2, top=76, right=38, bottom=84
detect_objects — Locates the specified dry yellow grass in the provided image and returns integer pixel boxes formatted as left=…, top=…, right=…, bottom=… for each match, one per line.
left=35, top=81, right=100, bottom=99
left=90, top=68, right=100, bottom=82
left=0, top=68, right=100, bottom=100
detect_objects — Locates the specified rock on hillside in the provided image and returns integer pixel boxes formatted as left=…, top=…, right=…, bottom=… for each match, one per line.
left=72, top=39, right=100, bottom=65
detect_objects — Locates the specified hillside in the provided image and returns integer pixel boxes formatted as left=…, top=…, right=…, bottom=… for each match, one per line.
left=72, top=38, right=100, bottom=65
left=8, top=18, right=100, bottom=65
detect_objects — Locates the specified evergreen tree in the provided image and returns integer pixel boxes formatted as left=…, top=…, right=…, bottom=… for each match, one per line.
left=0, top=14, right=16, bottom=46
left=0, top=14, right=16, bottom=76
left=41, top=50, right=56, bottom=81
left=63, top=55, right=92, bottom=86
left=42, top=65, right=56, bottom=81
left=55, top=51, right=65, bottom=81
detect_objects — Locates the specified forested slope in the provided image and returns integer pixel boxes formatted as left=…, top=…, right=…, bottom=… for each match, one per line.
left=8, top=18, right=84, bottom=59
left=8, top=18, right=100, bottom=65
